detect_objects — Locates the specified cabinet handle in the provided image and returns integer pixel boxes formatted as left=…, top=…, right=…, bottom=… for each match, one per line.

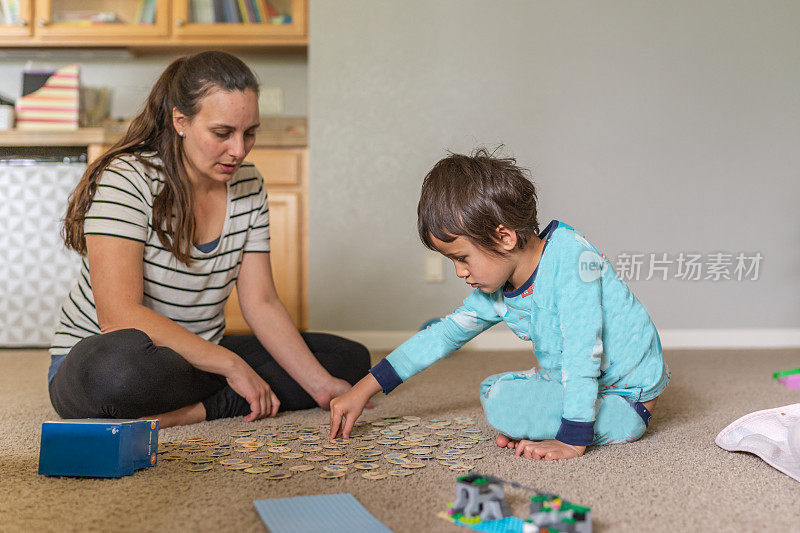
left=176, top=18, right=185, bottom=26
left=18, top=19, right=27, bottom=27
left=37, top=19, right=47, bottom=27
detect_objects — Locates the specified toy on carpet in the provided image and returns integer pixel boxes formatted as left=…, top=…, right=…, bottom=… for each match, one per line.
left=773, top=367, right=800, bottom=390
left=253, top=493, right=391, bottom=533
left=38, top=419, right=159, bottom=478
left=438, top=474, right=592, bottom=533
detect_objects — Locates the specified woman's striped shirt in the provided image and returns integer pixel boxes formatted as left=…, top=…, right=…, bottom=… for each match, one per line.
left=48, top=153, right=270, bottom=382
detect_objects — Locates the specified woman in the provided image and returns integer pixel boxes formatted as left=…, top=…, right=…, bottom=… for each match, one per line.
left=49, top=51, right=370, bottom=427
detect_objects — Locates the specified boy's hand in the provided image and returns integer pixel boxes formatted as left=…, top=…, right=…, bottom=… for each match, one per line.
left=313, top=377, right=373, bottom=410
left=513, top=439, right=585, bottom=461
left=329, top=373, right=382, bottom=439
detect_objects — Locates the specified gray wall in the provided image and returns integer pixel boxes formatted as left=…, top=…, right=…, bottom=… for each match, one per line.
left=309, top=1, right=800, bottom=331
left=0, top=51, right=307, bottom=118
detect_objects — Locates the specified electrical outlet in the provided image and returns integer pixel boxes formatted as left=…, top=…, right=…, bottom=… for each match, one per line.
left=425, top=251, right=446, bottom=283
left=258, top=87, right=283, bottom=115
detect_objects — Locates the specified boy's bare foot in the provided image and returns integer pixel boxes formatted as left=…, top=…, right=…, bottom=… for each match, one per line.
left=515, top=439, right=586, bottom=460
left=496, top=433, right=518, bottom=449
left=140, top=402, right=206, bottom=428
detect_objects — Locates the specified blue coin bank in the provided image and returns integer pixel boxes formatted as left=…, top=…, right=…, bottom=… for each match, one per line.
left=38, top=419, right=159, bottom=478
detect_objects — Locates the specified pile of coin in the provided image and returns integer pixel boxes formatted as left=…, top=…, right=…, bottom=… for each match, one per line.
left=157, top=415, right=491, bottom=480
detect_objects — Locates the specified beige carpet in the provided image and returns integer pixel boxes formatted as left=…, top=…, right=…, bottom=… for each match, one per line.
left=2, top=347, right=799, bottom=532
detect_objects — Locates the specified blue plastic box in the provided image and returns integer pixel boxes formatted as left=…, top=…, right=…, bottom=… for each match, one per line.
left=38, top=419, right=159, bottom=478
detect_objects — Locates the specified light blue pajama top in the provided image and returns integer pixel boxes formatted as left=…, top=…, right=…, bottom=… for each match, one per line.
left=369, top=220, right=670, bottom=445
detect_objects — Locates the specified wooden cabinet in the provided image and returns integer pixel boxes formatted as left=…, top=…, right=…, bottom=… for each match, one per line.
left=224, top=147, right=307, bottom=334
left=172, top=0, right=306, bottom=45
left=224, top=190, right=302, bottom=333
left=0, top=0, right=306, bottom=48
left=33, top=0, right=169, bottom=41
left=0, top=0, right=34, bottom=38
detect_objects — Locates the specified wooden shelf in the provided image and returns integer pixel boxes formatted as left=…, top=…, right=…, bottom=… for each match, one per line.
left=0, top=0, right=307, bottom=50
left=0, top=117, right=307, bottom=147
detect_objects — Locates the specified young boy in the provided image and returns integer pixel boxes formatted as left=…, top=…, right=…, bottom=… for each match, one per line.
left=329, top=149, right=670, bottom=460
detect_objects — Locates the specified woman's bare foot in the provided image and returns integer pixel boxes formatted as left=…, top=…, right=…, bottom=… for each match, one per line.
left=141, top=402, right=206, bottom=428
left=496, top=433, right=518, bottom=449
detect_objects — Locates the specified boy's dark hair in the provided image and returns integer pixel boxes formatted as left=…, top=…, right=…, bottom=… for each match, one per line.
left=418, top=147, right=539, bottom=255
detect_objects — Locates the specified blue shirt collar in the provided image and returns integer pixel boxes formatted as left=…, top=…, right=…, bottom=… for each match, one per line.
left=503, top=219, right=558, bottom=298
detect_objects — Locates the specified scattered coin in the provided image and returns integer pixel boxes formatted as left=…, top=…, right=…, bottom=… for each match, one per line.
left=389, top=469, right=412, bottom=477
left=359, top=450, right=383, bottom=457
left=289, top=464, right=315, bottom=472
left=322, top=450, right=345, bottom=457
left=441, top=449, right=465, bottom=455
left=219, top=458, right=244, bottom=465
left=384, top=453, right=407, bottom=459
left=352, top=462, right=379, bottom=470
left=320, top=472, right=345, bottom=479
left=187, top=464, right=213, bottom=472
left=409, top=448, right=433, bottom=456
left=305, top=455, right=329, bottom=462
left=208, top=451, right=230, bottom=457
left=268, top=446, right=291, bottom=453
left=281, top=453, right=304, bottom=459
left=226, top=463, right=253, bottom=470
left=462, top=454, right=484, bottom=460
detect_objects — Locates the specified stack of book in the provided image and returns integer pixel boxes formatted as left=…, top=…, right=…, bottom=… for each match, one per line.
left=15, top=64, right=80, bottom=131
left=136, top=0, right=157, bottom=24
left=0, top=0, right=20, bottom=25
left=190, top=0, right=291, bottom=24
left=53, top=11, right=122, bottom=25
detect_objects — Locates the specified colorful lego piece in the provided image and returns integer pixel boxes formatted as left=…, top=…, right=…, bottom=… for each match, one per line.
left=773, top=367, right=800, bottom=379
left=773, top=367, right=800, bottom=389
left=439, top=474, right=592, bottom=533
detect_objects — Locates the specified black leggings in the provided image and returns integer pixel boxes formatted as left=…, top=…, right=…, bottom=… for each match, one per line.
left=48, top=328, right=371, bottom=420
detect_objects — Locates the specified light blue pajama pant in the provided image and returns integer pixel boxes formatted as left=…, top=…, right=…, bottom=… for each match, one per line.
left=479, top=368, right=651, bottom=445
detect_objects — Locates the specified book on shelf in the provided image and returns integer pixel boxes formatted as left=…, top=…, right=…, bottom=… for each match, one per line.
left=237, top=0, right=251, bottom=23
left=136, top=0, right=156, bottom=24
left=1, top=0, right=20, bottom=25
left=191, top=0, right=285, bottom=24
left=191, top=0, right=215, bottom=23
left=249, top=0, right=262, bottom=23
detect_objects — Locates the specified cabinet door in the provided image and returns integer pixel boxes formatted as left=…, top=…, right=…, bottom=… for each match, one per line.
left=246, top=148, right=303, bottom=187
left=34, top=0, right=169, bottom=41
left=172, top=0, right=306, bottom=44
left=224, top=191, right=301, bottom=334
left=0, top=0, right=33, bottom=38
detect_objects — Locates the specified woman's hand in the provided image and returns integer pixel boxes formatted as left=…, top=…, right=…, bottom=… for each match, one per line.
left=513, top=439, right=586, bottom=460
left=225, top=361, right=280, bottom=422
